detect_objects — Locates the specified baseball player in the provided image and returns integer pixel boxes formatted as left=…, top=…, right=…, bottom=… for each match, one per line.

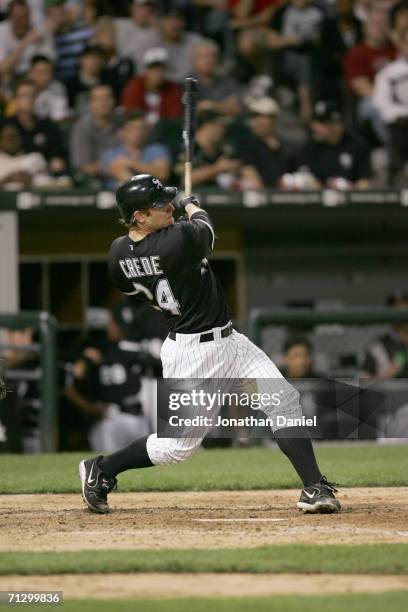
left=79, top=174, right=340, bottom=515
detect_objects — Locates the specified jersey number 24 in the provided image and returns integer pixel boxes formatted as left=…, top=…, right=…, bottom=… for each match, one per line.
left=131, top=279, right=181, bottom=315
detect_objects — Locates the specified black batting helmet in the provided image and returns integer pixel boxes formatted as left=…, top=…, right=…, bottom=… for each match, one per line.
left=116, top=174, right=178, bottom=224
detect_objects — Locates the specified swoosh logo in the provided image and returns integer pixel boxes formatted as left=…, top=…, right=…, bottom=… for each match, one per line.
left=87, top=463, right=96, bottom=484
left=304, top=489, right=319, bottom=499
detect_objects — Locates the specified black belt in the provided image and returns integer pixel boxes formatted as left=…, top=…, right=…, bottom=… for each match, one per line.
left=169, top=323, right=233, bottom=343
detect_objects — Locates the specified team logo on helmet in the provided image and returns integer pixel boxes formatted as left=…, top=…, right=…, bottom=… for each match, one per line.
left=152, top=177, right=162, bottom=188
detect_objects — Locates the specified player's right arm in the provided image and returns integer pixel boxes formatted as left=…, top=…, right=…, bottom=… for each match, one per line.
left=185, top=202, right=202, bottom=219
left=178, top=197, right=215, bottom=258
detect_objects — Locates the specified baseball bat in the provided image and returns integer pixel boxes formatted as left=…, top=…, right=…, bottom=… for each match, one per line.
left=182, top=77, right=198, bottom=197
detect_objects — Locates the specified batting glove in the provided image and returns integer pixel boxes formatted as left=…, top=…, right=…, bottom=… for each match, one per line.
left=174, top=194, right=200, bottom=212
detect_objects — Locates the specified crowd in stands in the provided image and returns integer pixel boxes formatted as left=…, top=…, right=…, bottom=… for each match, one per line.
left=0, top=0, right=407, bottom=191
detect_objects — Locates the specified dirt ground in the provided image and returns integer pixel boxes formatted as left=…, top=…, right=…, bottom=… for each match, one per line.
left=1, top=487, right=407, bottom=551
left=1, top=573, right=408, bottom=599
left=1, top=488, right=407, bottom=599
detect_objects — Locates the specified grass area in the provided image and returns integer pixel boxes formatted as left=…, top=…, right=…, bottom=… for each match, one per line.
left=2, top=544, right=408, bottom=576
left=30, top=592, right=408, bottom=612
left=0, top=445, right=407, bottom=494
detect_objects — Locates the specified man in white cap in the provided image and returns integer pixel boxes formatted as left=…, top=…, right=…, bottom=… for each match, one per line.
left=121, top=46, right=182, bottom=124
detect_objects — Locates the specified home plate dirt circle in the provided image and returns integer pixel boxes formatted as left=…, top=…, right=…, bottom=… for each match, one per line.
left=0, top=488, right=407, bottom=551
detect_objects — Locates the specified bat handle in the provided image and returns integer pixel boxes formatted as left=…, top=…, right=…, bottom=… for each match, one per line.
left=184, top=161, right=192, bottom=197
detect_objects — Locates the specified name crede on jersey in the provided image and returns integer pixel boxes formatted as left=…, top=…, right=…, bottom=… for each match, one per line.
left=119, top=255, right=163, bottom=279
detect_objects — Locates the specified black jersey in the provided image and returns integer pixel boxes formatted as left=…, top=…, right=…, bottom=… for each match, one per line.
left=73, top=341, right=145, bottom=415
left=108, top=210, right=230, bottom=333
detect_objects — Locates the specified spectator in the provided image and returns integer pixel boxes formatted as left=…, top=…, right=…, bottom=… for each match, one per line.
left=115, top=0, right=161, bottom=72
left=373, top=9, right=408, bottom=181
left=100, top=111, right=171, bottom=189
left=92, top=16, right=134, bottom=100
left=0, top=122, right=47, bottom=187
left=99, top=0, right=132, bottom=18
left=295, top=99, right=372, bottom=189
left=158, top=7, right=203, bottom=82
left=23, top=0, right=47, bottom=28
left=188, top=109, right=244, bottom=189
left=236, top=1, right=325, bottom=118
left=6, top=79, right=67, bottom=176
left=362, top=289, right=408, bottom=379
left=190, top=0, right=231, bottom=54
left=353, top=0, right=371, bottom=23
left=231, top=1, right=286, bottom=84
left=47, top=0, right=93, bottom=83
left=343, top=6, right=396, bottom=145
left=275, top=0, right=326, bottom=123
left=280, top=335, right=317, bottom=378
left=70, top=84, right=121, bottom=181
left=121, top=47, right=182, bottom=124
left=239, top=96, right=295, bottom=188
left=353, top=0, right=395, bottom=24
left=64, top=327, right=150, bottom=452
left=225, top=1, right=283, bottom=87
left=279, top=335, right=327, bottom=435
left=65, top=44, right=105, bottom=111
left=228, top=0, right=281, bottom=32
left=389, top=0, right=408, bottom=39
left=0, top=0, right=54, bottom=79
left=316, top=0, right=362, bottom=101
left=361, top=287, right=408, bottom=441
left=2, top=327, right=42, bottom=453
left=80, top=0, right=98, bottom=28
left=192, top=39, right=241, bottom=117
left=28, top=54, right=69, bottom=121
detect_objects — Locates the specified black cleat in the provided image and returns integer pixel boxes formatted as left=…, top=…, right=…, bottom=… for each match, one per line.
left=79, top=456, right=117, bottom=514
left=297, top=476, right=341, bottom=514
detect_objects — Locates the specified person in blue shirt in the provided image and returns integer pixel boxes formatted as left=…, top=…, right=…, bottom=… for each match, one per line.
left=100, top=110, right=171, bottom=190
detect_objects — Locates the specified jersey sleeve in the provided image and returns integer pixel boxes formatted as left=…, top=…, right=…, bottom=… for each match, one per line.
left=107, top=239, right=136, bottom=295
left=108, top=256, right=131, bottom=293
left=181, top=210, right=215, bottom=260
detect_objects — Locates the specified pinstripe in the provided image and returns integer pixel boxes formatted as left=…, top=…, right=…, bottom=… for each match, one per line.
left=146, top=320, right=304, bottom=465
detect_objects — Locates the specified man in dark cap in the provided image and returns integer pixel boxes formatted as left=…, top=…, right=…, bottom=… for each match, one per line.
left=183, top=109, right=244, bottom=189
left=295, top=100, right=372, bottom=189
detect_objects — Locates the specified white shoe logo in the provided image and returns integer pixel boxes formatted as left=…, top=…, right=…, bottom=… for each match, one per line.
left=87, top=464, right=96, bottom=484
left=304, top=489, right=319, bottom=499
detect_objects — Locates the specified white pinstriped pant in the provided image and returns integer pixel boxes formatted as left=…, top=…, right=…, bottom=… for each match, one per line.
left=146, top=323, right=303, bottom=465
